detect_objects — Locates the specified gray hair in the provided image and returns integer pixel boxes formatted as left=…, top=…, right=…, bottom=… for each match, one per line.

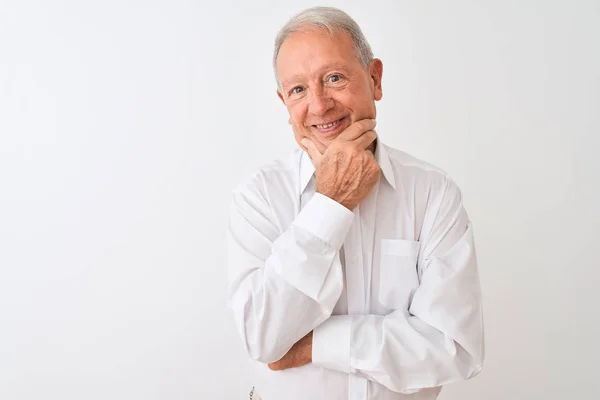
left=273, top=6, right=374, bottom=89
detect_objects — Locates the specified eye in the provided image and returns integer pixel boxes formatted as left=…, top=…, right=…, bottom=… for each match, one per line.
left=290, top=86, right=303, bottom=95
left=328, top=74, right=342, bottom=83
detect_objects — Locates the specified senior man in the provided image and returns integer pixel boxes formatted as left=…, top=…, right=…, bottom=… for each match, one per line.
left=227, top=6, right=484, bottom=400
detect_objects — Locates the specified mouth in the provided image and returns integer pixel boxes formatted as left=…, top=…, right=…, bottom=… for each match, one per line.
left=311, top=117, right=348, bottom=138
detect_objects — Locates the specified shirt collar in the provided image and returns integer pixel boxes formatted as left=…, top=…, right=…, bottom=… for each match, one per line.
left=299, top=138, right=396, bottom=194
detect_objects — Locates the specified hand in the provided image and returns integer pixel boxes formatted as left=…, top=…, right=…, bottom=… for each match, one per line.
left=302, top=119, right=380, bottom=210
left=267, top=332, right=313, bottom=371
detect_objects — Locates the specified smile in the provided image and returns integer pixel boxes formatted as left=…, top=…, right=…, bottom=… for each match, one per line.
left=315, top=119, right=343, bottom=129
left=310, top=117, right=348, bottom=138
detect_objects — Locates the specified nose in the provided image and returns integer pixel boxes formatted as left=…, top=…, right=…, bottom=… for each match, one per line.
left=308, top=88, right=334, bottom=116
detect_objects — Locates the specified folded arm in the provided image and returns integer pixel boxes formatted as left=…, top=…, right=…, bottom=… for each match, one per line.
left=312, top=178, right=485, bottom=393
left=227, top=184, right=354, bottom=363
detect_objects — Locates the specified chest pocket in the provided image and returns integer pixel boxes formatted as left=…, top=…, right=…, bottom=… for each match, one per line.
left=378, top=239, right=421, bottom=310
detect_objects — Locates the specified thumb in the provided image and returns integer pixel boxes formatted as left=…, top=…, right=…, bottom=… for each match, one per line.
left=301, top=138, right=322, bottom=164
left=312, top=137, right=327, bottom=155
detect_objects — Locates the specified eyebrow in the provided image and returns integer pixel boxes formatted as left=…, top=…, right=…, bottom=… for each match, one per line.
left=280, top=62, right=350, bottom=88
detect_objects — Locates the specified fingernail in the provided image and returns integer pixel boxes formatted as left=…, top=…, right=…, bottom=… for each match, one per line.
left=301, top=138, right=309, bottom=147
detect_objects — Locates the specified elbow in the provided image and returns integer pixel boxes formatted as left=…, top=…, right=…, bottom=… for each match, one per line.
left=245, top=341, right=281, bottom=364
left=448, top=340, right=485, bottom=382
left=228, top=286, right=287, bottom=364
left=447, top=314, right=485, bottom=381
left=242, top=338, right=287, bottom=364
left=461, top=328, right=485, bottom=380
left=233, top=313, right=288, bottom=364
left=378, top=340, right=484, bottom=395
left=463, top=347, right=484, bottom=380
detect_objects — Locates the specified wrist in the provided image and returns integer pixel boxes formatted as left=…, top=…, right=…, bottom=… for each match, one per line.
left=304, top=332, right=313, bottom=363
left=316, top=189, right=354, bottom=210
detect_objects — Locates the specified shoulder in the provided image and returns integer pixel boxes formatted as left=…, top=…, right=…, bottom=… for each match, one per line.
left=383, top=143, right=463, bottom=199
left=384, top=143, right=447, bottom=176
left=231, top=148, right=302, bottom=203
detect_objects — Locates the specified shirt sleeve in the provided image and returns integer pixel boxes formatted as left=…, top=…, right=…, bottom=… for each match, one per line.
left=312, top=178, right=484, bottom=394
left=227, top=181, right=354, bottom=364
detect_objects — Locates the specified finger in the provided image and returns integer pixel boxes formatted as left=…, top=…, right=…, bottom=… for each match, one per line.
left=301, top=138, right=323, bottom=164
left=298, top=137, right=308, bottom=152
left=337, top=118, right=376, bottom=141
left=311, top=136, right=327, bottom=154
left=268, top=359, right=288, bottom=371
left=354, top=130, right=378, bottom=150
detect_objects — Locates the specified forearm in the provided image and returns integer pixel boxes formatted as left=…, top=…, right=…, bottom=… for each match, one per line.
left=314, top=312, right=483, bottom=394
left=228, top=192, right=354, bottom=363
left=230, top=232, right=343, bottom=363
left=313, top=224, right=484, bottom=393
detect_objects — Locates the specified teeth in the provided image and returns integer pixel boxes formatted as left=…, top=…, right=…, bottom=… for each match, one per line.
left=317, top=120, right=339, bottom=129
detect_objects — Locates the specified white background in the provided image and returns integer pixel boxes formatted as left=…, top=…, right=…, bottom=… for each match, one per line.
left=1, top=0, right=599, bottom=399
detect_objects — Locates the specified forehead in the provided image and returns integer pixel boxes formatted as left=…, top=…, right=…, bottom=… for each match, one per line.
left=276, top=28, right=359, bottom=82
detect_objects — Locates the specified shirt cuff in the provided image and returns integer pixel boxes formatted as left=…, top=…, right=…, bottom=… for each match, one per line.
left=294, top=193, right=354, bottom=250
left=312, top=315, right=353, bottom=373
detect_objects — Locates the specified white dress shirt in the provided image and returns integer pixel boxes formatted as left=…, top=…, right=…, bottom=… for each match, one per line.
left=227, top=141, right=484, bottom=400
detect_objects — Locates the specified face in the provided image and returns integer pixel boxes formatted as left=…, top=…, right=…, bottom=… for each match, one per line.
left=275, top=28, right=383, bottom=149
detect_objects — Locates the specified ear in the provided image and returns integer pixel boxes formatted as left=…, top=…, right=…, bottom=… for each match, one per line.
left=277, top=89, right=286, bottom=105
left=277, top=90, right=292, bottom=124
left=369, top=58, right=383, bottom=101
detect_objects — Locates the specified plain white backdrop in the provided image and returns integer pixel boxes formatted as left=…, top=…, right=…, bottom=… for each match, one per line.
left=1, top=0, right=599, bottom=399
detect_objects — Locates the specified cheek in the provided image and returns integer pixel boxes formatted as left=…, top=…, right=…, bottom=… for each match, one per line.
left=288, top=105, right=311, bottom=133
left=288, top=102, right=306, bottom=121
left=345, top=88, right=375, bottom=119
left=288, top=108, right=308, bottom=138
left=333, top=90, right=358, bottom=111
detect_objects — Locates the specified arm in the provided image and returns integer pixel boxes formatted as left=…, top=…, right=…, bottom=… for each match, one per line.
left=227, top=182, right=354, bottom=364
left=228, top=120, right=379, bottom=365
left=312, top=178, right=484, bottom=394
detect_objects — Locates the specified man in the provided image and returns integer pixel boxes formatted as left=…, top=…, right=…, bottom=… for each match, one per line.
left=227, top=6, right=484, bottom=400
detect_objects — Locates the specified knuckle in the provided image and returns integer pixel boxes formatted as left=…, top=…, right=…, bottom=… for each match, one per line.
left=338, top=151, right=348, bottom=163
